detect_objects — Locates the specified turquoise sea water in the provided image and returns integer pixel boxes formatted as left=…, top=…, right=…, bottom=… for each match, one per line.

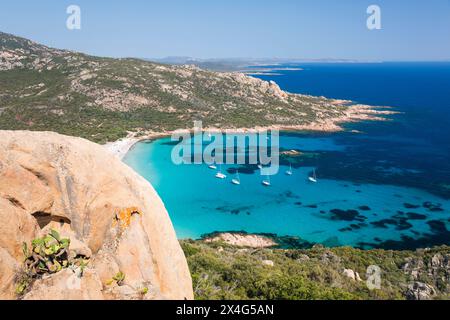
left=124, top=63, right=450, bottom=249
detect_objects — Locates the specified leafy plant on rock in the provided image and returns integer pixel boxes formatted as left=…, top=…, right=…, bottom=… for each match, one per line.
left=23, top=229, right=70, bottom=276
left=16, top=229, right=91, bottom=297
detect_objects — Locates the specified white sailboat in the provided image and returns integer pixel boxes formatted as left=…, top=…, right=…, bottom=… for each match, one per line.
left=308, top=169, right=318, bottom=183
left=231, top=171, right=241, bottom=185
left=208, top=157, right=217, bottom=170
left=285, top=164, right=293, bottom=176
left=215, top=165, right=227, bottom=179
left=262, top=175, right=271, bottom=187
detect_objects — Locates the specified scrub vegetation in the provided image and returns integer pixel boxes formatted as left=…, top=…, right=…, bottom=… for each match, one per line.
left=181, top=240, right=450, bottom=300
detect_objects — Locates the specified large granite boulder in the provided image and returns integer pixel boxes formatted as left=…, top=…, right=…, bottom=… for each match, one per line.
left=0, top=131, right=193, bottom=300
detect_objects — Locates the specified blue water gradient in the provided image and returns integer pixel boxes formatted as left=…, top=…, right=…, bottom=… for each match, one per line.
left=124, top=63, right=450, bottom=249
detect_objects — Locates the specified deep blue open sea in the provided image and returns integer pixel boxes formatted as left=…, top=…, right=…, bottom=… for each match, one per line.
left=124, top=62, right=450, bottom=249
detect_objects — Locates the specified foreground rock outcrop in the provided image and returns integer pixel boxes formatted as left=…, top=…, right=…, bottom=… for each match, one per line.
left=0, top=131, right=193, bottom=300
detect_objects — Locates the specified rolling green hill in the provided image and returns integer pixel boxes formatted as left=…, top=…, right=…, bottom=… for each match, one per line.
left=0, top=31, right=385, bottom=143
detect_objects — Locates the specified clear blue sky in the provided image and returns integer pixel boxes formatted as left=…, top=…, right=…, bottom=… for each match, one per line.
left=1, top=0, right=449, bottom=60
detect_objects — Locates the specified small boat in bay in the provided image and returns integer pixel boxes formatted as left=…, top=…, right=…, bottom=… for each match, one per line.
left=216, top=172, right=227, bottom=179
left=262, top=175, right=271, bottom=187
left=215, top=165, right=227, bottom=179
left=308, top=169, right=318, bottom=183
left=285, top=164, right=293, bottom=176
left=231, top=171, right=241, bottom=185
left=208, top=157, right=217, bottom=170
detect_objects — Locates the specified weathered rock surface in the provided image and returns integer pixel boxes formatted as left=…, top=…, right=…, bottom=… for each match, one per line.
left=342, top=269, right=362, bottom=282
left=405, top=282, right=437, bottom=300
left=204, top=232, right=277, bottom=248
left=0, top=131, right=193, bottom=300
left=402, top=252, right=450, bottom=295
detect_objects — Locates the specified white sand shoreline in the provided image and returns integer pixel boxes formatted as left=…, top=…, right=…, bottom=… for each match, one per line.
left=103, top=131, right=171, bottom=160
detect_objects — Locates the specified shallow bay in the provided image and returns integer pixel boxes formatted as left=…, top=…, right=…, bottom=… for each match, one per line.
left=124, top=63, right=450, bottom=249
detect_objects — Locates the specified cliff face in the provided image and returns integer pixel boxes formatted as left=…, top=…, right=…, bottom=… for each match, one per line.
left=0, top=131, right=193, bottom=300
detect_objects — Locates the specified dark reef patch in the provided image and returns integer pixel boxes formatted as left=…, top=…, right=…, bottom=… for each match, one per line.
left=404, top=203, right=421, bottom=209
left=393, top=211, right=427, bottom=220
left=283, top=191, right=300, bottom=199
left=358, top=206, right=371, bottom=211
left=226, top=165, right=258, bottom=175
left=370, top=217, right=413, bottom=231
left=339, top=222, right=368, bottom=233
left=405, top=212, right=427, bottom=220
left=371, top=219, right=396, bottom=229
left=358, top=219, right=450, bottom=250
left=427, top=220, right=448, bottom=233
left=214, top=205, right=254, bottom=216
left=423, top=201, right=444, bottom=212
left=328, top=209, right=366, bottom=222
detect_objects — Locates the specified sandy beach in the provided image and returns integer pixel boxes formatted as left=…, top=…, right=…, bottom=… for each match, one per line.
left=103, top=131, right=173, bottom=160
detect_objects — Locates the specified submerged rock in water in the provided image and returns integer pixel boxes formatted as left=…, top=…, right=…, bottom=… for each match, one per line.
left=0, top=131, right=193, bottom=300
left=371, top=217, right=413, bottom=231
left=423, top=202, right=444, bottom=212
left=394, top=211, right=427, bottom=221
left=427, top=220, right=448, bottom=234
left=405, top=212, right=427, bottom=220
left=404, top=203, right=421, bottom=209
left=329, top=209, right=364, bottom=222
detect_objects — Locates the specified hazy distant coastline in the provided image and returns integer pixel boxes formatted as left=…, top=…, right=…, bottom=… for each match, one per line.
left=146, top=57, right=381, bottom=72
